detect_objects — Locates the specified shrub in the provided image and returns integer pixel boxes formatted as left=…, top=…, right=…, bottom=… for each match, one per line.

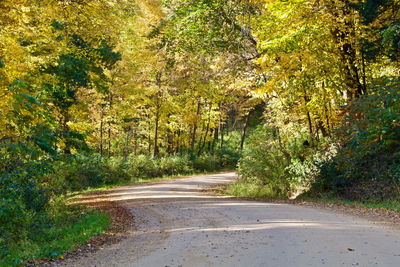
left=42, top=155, right=131, bottom=192
left=127, top=154, right=162, bottom=178
left=236, top=126, right=327, bottom=198
left=192, top=154, right=219, bottom=172
left=308, top=79, right=400, bottom=201
left=158, top=156, right=193, bottom=175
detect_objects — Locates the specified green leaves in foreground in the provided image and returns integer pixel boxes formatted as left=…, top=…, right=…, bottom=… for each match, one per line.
left=0, top=209, right=109, bottom=267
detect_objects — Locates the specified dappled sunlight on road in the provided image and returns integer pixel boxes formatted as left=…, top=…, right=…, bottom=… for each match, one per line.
left=75, top=172, right=236, bottom=204
left=65, top=172, right=400, bottom=267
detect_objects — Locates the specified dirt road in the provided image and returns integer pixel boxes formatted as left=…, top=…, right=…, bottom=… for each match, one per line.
left=62, top=172, right=400, bottom=267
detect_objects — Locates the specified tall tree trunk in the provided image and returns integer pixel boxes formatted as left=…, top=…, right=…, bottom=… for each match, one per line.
left=124, top=127, right=131, bottom=156
left=303, top=91, right=313, bottom=137
left=166, top=118, right=173, bottom=155
left=62, top=110, right=71, bottom=154
left=306, top=110, right=313, bottom=137
left=154, top=71, right=163, bottom=157
left=322, top=81, right=331, bottom=137
left=153, top=104, right=160, bottom=157
left=211, top=127, right=218, bottom=154
left=328, top=1, right=364, bottom=100
left=191, top=101, right=201, bottom=152
left=361, top=51, right=367, bottom=95
left=207, top=129, right=214, bottom=152
left=133, top=127, right=138, bottom=155
left=198, top=104, right=211, bottom=156
left=175, top=129, right=181, bottom=154
left=99, top=110, right=104, bottom=156
left=108, top=124, right=111, bottom=157
left=220, top=123, right=225, bottom=149
left=107, top=92, right=113, bottom=157
left=240, top=111, right=251, bottom=150
left=148, top=119, right=152, bottom=154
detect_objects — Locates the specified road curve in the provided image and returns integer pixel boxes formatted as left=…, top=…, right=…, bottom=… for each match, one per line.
left=62, top=172, right=400, bottom=267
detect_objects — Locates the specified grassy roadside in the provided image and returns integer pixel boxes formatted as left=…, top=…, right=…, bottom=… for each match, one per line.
left=220, top=182, right=400, bottom=214
left=2, top=206, right=109, bottom=266
left=223, top=182, right=288, bottom=199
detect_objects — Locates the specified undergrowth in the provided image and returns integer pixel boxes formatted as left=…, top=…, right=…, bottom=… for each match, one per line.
left=1, top=205, right=109, bottom=267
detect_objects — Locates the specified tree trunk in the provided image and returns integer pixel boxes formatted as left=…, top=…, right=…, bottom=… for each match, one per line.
left=133, top=127, right=138, bottom=155
left=62, top=110, right=71, bottom=154
left=108, top=124, right=111, bottom=157
left=303, top=92, right=313, bottom=137
left=322, top=81, right=331, bottom=137
left=153, top=105, right=160, bottom=157
left=211, top=127, right=218, bottom=154
left=175, top=129, right=181, bottom=154
left=107, top=92, right=113, bottom=157
left=191, top=101, right=201, bottom=152
left=240, top=111, right=251, bottom=150
left=148, top=120, right=152, bottom=154
left=207, top=129, right=214, bottom=152
left=361, top=51, right=367, bottom=95
left=100, top=111, right=104, bottom=156
left=198, top=104, right=211, bottom=156
left=124, top=127, right=131, bottom=156
left=220, top=123, right=225, bottom=149
left=328, top=1, right=365, bottom=100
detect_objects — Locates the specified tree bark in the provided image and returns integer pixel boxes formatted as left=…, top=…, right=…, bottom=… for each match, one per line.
left=191, top=101, right=201, bottom=152
left=175, top=129, right=181, bottom=154
left=107, top=92, right=113, bottom=157
left=198, top=104, right=211, bottom=156
left=211, top=127, right=218, bottom=154
left=153, top=103, right=160, bottom=157
left=100, top=110, right=104, bottom=156
left=220, top=122, right=225, bottom=149
left=240, top=111, right=251, bottom=150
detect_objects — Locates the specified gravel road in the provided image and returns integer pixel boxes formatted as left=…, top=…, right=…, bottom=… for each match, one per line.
left=61, top=172, right=400, bottom=267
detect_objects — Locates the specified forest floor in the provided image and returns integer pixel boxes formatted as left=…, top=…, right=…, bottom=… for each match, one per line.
left=46, top=172, right=400, bottom=267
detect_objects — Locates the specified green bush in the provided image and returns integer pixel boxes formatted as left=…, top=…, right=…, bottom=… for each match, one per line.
left=235, top=126, right=328, bottom=198
left=158, top=156, right=193, bottom=176
left=215, top=148, right=240, bottom=169
left=127, top=154, right=162, bottom=178
left=192, top=154, right=219, bottom=172
left=43, top=155, right=131, bottom=192
left=43, top=152, right=236, bottom=194
left=0, top=148, right=236, bottom=265
left=0, top=159, right=55, bottom=265
left=308, top=79, right=400, bottom=201
left=237, top=127, right=294, bottom=197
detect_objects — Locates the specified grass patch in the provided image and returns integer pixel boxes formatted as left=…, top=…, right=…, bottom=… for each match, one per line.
left=223, top=182, right=400, bottom=214
left=224, top=182, right=287, bottom=199
left=1, top=207, right=109, bottom=267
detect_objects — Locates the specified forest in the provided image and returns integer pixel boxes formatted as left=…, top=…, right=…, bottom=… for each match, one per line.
left=1, top=0, right=399, bottom=265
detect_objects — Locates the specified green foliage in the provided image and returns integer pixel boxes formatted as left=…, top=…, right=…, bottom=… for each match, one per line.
left=308, top=79, right=400, bottom=200
left=50, top=153, right=237, bottom=192
left=344, top=79, right=400, bottom=151
left=0, top=148, right=235, bottom=265
left=1, top=207, right=109, bottom=267
left=237, top=126, right=305, bottom=197
left=45, top=155, right=130, bottom=191
left=156, top=0, right=259, bottom=54
left=0, top=133, right=56, bottom=257
left=226, top=182, right=286, bottom=199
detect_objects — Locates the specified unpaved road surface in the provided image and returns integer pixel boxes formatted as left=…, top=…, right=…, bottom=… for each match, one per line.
left=62, top=173, right=400, bottom=267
